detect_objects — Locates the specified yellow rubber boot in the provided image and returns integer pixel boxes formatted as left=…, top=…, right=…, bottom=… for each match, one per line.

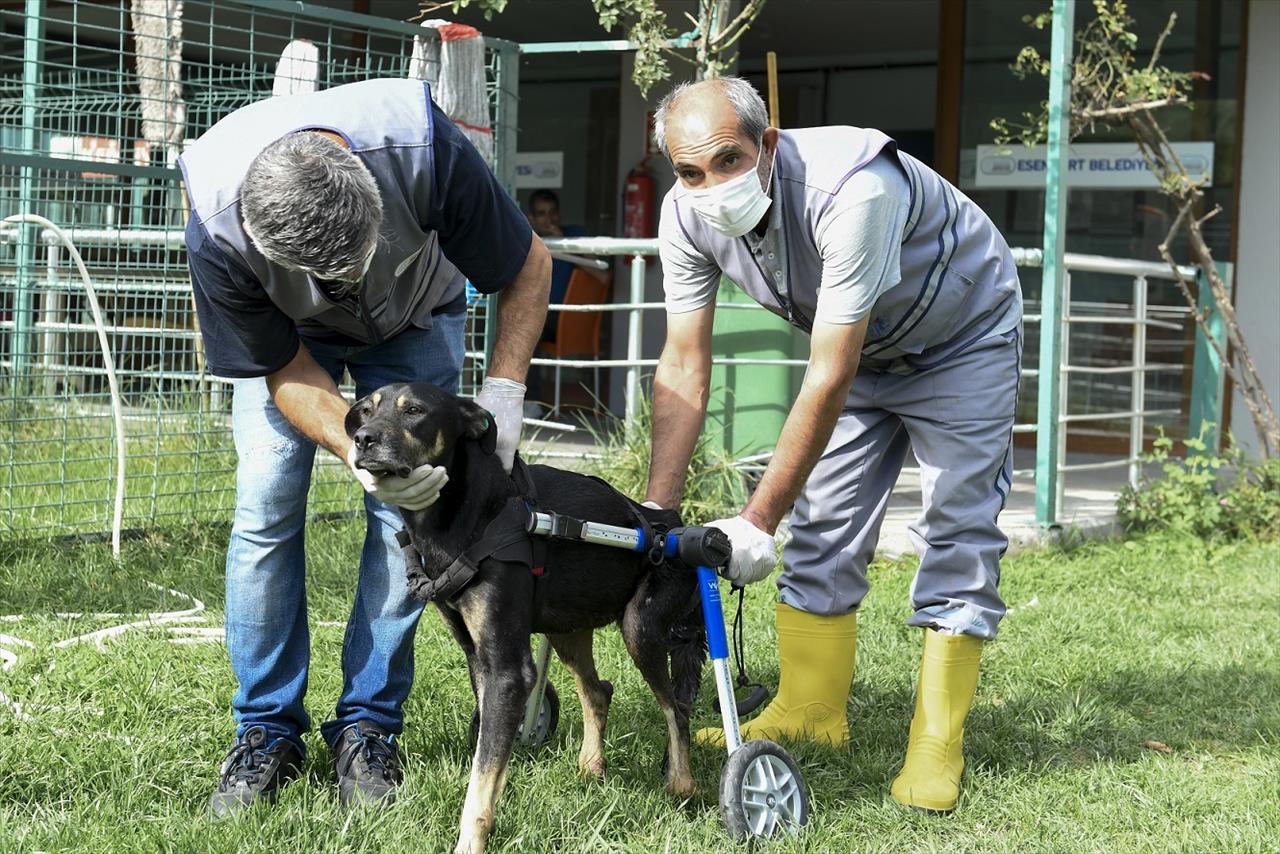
left=696, top=603, right=856, bottom=748
left=890, top=629, right=984, bottom=812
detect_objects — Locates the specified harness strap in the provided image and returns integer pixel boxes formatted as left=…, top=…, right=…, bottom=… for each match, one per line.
left=400, top=496, right=536, bottom=604
left=397, top=457, right=656, bottom=605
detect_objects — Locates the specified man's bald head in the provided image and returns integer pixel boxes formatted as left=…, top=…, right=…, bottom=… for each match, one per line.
left=652, top=77, right=769, bottom=161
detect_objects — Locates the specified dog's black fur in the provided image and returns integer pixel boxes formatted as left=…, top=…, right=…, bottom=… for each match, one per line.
left=346, top=382, right=705, bottom=853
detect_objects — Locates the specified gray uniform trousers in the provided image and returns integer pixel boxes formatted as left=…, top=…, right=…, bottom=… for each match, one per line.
left=779, top=327, right=1021, bottom=640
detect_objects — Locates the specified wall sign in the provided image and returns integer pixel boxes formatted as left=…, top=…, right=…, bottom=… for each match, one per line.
left=515, top=151, right=564, bottom=188
left=970, top=141, right=1214, bottom=189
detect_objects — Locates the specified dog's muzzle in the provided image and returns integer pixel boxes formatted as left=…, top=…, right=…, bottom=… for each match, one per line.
left=351, top=424, right=414, bottom=478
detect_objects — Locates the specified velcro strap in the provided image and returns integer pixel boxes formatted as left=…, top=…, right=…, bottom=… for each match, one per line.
left=425, top=553, right=482, bottom=602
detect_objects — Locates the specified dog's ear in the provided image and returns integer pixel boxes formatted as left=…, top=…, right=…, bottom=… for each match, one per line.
left=459, top=399, right=497, bottom=456
left=344, top=394, right=372, bottom=438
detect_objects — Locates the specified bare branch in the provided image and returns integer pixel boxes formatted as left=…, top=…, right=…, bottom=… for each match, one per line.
left=709, top=0, right=768, bottom=50
left=661, top=46, right=699, bottom=67
left=1196, top=205, right=1223, bottom=227
left=1145, top=114, right=1197, bottom=188
left=1157, top=200, right=1193, bottom=257
left=1146, top=12, right=1178, bottom=73
left=994, top=1, right=1278, bottom=456
left=1079, top=97, right=1187, bottom=118
left=1157, top=205, right=1238, bottom=385
left=713, top=19, right=757, bottom=53
left=411, top=2, right=452, bottom=21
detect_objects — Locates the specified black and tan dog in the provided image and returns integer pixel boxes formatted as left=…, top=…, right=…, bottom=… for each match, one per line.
left=346, top=382, right=705, bottom=854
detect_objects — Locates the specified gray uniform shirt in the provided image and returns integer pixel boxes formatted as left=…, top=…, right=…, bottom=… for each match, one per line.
left=659, top=127, right=1022, bottom=373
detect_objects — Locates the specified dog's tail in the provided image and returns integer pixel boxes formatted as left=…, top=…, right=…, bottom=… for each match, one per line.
left=668, top=600, right=706, bottom=716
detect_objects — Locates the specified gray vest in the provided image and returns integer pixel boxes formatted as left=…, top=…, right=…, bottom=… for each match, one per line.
left=668, top=127, right=1022, bottom=372
left=179, top=78, right=462, bottom=343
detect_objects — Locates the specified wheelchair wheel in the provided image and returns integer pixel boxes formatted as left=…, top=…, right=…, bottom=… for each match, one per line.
left=467, top=681, right=560, bottom=749
left=718, top=739, right=809, bottom=840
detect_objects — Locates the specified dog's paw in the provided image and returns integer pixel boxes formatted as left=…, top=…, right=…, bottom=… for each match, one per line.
left=665, top=773, right=698, bottom=798
left=453, top=828, right=489, bottom=854
left=577, top=751, right=607, bottom=780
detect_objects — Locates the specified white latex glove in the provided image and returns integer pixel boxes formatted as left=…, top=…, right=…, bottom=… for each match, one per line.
left=475, top=376, right=525, bottom=474
left=707, top=515, right=778, bottom=587
left=345, top=445, right=448, bottom=511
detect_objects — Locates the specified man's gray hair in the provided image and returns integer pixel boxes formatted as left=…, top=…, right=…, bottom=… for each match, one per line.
left=652, top=76, right=769, bottom=159
left=240, top=132, right=381, bottom=280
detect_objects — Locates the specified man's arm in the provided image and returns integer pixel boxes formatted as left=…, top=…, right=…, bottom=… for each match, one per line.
left=645, top=303, right=715, bottom=509
left=739, top=316, right=869, bottom=534
left=265, top=343, right=351, bottom=459
left=487, top=230, right=552, bottom=383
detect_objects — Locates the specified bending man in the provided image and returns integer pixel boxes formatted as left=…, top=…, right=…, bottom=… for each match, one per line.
left=645, top=77, right=1021, bottom=813
left=180, top=78, right=549, bottom=815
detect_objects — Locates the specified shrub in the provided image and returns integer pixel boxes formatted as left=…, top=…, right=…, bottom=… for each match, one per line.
left=1117, top=426, right=1280, bottom=540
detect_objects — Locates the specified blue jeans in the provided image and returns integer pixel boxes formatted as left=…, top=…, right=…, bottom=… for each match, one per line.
left=224, top=314, right=465, bottom=753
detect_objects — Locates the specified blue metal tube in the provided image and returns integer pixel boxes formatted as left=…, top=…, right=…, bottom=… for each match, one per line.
left=698, top=564, right=743, bottom=753
left=697, top=566, right=729, bottom=661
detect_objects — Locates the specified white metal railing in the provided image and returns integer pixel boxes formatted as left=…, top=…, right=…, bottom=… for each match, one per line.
left=538, top=237, right=1202, bottom=514
left=1012, top=246, right=1199, bottom=512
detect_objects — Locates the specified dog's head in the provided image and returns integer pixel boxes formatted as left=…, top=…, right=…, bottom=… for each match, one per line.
left=345, top=382, right=496, bottom=477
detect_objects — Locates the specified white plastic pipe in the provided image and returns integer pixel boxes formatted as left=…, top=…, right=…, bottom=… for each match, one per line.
left=3, top=214, right=127, bottom=557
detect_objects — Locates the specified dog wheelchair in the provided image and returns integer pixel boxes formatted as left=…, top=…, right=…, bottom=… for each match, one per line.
left=487, top=509, right=811, bottom=841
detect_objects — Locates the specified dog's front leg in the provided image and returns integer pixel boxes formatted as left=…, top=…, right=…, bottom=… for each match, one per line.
left=454, top=599, right=535, bottom=854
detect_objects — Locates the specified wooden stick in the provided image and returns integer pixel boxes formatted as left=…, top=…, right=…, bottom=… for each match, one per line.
left=766, top=50, right=780, bottom=128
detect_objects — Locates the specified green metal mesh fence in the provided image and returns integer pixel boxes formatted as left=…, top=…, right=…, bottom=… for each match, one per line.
left=0, top=0, right=518, bottom=539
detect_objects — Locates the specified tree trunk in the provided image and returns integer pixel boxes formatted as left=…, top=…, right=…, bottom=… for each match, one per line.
left=1136, top=116, right=1280, bottom=458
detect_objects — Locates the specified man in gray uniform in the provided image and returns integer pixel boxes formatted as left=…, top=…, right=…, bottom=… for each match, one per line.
left=645, top=77, right=1020, bottom=813
left=180, top=78, right=549, bottom=814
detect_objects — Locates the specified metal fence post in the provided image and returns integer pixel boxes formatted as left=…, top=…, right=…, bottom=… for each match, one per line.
left=624, top=254, right=646, bottom=425
left=1055, top=271, right=1071, bottom=516
left=1035, top=0, right=1075, bottom=528
left=1188, top=261, right=1230, bottom=451
left=12, top=0, right=47, bottom=393
left=1129, top=275, right=1148, bottom=486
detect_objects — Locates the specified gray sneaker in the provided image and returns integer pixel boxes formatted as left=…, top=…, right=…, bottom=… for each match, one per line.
left=333, top=720, right=403, bottom=808
left=208, top=726, right=303, bottom=818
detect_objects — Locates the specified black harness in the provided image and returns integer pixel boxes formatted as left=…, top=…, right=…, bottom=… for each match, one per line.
left=396, top=458, right=656, bottom=605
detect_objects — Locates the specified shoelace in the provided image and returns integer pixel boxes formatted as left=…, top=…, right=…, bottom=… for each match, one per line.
left=351, top=731, right=398, bottom=780
left=221, top=740, right=272, bottom=788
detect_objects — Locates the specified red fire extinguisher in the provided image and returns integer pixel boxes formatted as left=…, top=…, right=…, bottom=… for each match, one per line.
left=622, top=159, right=655, bottom=264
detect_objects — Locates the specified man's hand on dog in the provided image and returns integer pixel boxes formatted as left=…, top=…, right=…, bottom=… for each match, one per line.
left=345, top=444, right=448, bottom=511
left=475, top=376, right=525, bottom=474
left=707, top=514, right=778, bottom=587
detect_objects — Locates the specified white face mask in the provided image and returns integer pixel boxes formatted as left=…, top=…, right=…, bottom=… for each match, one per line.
left=686, top=144, right=773, bottom=237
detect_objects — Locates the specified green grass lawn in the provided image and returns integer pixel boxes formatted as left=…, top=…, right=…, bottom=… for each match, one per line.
left=1, top=524, right=1276, bottom=853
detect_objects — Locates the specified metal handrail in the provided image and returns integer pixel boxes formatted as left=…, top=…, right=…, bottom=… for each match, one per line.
left=1011, top=247, right=1197, bottom=280
left=542, top=237, right=1202, bottom=519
